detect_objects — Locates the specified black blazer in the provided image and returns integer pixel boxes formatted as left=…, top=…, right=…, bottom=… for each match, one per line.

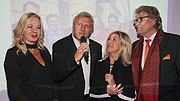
left=53, top=34, right=102, bottom=101
left=132, top=32, right=180, bottom=100
left=91, top=57, right=135, bottom=101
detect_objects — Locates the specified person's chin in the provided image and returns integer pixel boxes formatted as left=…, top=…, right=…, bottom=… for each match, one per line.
left=30, top=40, right=38, bottom=44
left=137, top=30, right=142, bottom=35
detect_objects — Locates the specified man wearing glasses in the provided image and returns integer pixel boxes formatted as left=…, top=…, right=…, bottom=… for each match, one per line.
left=132, top=6, right=180, bottom=101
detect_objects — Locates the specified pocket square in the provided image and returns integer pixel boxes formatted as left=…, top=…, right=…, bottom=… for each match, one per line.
left=163, top=54, right=170, bottom=60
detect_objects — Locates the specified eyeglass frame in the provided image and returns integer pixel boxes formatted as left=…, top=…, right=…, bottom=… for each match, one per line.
left=133, top=16, right=150, bottom=26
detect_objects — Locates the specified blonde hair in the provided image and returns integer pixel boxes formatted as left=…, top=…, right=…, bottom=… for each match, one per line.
left=13, top=12, right=44, bottom=55
left=102, top=31, right=132, bottom=66
left=73, top=11, right=94, bottom=33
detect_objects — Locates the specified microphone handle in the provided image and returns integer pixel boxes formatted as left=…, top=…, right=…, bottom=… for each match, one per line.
left=109, top=64, right=113, bottom=74
left=84, top=52, right=89, bottom=64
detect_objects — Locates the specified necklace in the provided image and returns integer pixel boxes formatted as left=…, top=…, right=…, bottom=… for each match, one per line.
left=25, top=43, right=37, bottom=49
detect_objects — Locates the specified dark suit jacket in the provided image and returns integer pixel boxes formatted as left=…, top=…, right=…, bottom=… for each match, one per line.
left=132, top=32, right=180, bottom=100
left=52, top=34, right=102, bottom=101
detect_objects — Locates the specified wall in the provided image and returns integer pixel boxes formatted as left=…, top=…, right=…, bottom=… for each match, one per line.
left=0, top=0, right=179, bottom=100
left=0, top=0, right=11, bottom=100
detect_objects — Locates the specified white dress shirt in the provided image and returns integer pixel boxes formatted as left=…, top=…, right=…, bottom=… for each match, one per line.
left=72, top=34, right=91, bottom=95
left=141, top=32, right=157, bottom=69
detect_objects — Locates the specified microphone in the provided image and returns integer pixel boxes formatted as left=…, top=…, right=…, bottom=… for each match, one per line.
left=80, top=36, right=89, bottom=64
left=109, top=64, right=113, bottom=74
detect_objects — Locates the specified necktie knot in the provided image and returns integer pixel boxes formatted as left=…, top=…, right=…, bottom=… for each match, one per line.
left=145, top=39, right=151, bottom=44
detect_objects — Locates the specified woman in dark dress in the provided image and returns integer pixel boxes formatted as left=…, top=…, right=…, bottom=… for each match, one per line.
left=4, top=13, right=53, bottom=101
left=91, top=31, right=136, bottom=101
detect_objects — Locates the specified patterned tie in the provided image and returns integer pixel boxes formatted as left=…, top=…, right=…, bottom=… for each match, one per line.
left=144, top=39, right=151, bottom=64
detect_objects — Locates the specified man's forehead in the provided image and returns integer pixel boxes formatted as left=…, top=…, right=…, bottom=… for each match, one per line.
left=77, top=17, right=91, bottom=20
left=136, top=11, right=148, bottom=17
left=76, top=17, right=91, bottom=23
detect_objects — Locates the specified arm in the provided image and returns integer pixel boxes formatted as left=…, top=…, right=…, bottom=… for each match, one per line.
left=105, top=74, right=123, bottom=95
left=90, top=61, right=110, bottom=98
left=4, top=49, right=30, bottom=101
left=117, top=65, right=136, bottom=100
left=52, top=41, right=88, bottom=82
left=106, top=65, right=136, bottom=100
left=91, top=74, right=123, bottom=98
left=91, top=62, right=122, bottom=98
left=53, top=43, right=80, bottom=82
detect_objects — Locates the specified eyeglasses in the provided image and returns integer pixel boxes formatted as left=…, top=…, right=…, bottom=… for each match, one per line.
left=133, top=16, right=149, bottom=25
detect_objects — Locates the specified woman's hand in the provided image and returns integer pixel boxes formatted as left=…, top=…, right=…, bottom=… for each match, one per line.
left=105, top=73, right=115, bottom=85
left=107, top=83, right=123, bottom=95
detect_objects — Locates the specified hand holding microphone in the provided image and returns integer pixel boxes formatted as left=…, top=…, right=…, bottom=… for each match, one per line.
left=74, top=36, right=89, bottom=63
left=105, top=73, right=115, bottom=85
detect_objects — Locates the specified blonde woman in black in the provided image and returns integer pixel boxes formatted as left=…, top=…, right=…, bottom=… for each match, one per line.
left=4, top=13, right=53, bottom=101
left=91, top=31, right=136, bottom=101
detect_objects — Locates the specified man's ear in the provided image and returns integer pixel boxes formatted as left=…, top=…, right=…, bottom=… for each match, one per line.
left=152, top=18, right=159, bottom=29
left=152, top=18, right=157, bottom=25
left=91, top=26, right=94, bottom=33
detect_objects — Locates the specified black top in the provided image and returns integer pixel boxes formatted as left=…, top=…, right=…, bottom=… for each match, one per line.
left=4, top=46, right=53, bottom=101
left=91, top=57, right=136, bottom=101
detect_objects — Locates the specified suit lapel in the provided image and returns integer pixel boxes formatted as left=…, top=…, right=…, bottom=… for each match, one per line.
left=67, top=34, right=77, bottom=55
left=89, top=40, right=96, bottom=82
left=67, top=37, right=99, bottom=84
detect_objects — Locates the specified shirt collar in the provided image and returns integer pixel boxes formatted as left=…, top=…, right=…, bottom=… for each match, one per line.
left=72, top=33, right=90, bottom=48
left=144, top=32, right=157, bottom=42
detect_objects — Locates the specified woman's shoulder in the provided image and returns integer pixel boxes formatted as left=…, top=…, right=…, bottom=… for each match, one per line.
left=4, top=46, right=23, bottom=63
left=121, top=63, right=132, bottom=70
left=97, top=57, right=109, bottom=64
left=7, top=45, right=18, bottom=51
left=96, top=58, right=110, bottom=70
left=6, top=46, right=19, bottom=56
